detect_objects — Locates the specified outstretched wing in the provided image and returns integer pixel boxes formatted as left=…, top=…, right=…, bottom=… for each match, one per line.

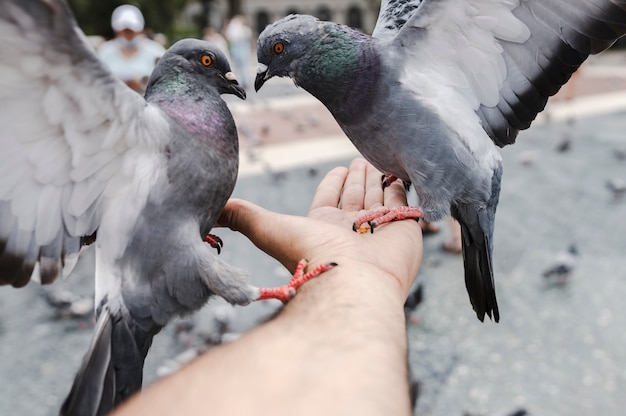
left=0, top=0, right=168, bottom=287
left=381, top=0, right=626, bottom=147
left=372, top=0, right=424, bottom=39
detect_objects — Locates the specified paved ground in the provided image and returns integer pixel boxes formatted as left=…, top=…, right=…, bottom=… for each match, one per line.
left=1, top=53, right=626, bottom=415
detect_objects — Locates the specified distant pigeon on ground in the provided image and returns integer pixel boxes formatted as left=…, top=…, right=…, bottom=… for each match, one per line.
left=542, top=245, right=579, bottom=286
left=556, top=136, right=572, bottom=153
left=606, top=178, right=626, bottom=200
left=254, top=1, right=626, bottom=322
left=0, top=1, right=334, bottom=415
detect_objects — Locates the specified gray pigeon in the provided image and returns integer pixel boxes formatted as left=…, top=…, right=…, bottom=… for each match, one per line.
left=0, top=1, right=334, bottom=415
left=255, top=1, right=626, bottom=323
left=542, top=244, right=579, bottom=285
left=606, top=178, right=626, bottom=200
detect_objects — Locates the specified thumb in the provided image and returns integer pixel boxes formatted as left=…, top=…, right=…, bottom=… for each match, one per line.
left=218, top=198, right=267, bottom=235
left=217, top=198, right=303, bottom=269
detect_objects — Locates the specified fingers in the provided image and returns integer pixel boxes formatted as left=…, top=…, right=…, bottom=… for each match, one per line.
left=383, top=179, right=410, bottom=208
left=340, top=158, right=368, bottom=211
left=219, top=199, right=303, bottom=267
left=363, top=162, right=385, bottom=210
left=308, top=166, right=348, bottom=213
left=310, top=158, right=407, bottom=213
left=218, top=198, right=266, bottom=235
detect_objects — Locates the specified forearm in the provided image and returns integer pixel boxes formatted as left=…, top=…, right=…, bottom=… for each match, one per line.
left=114, top=259, right=413, bottom=416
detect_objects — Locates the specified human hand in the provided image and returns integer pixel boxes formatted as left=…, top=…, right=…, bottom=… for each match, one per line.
left=219, top=158, right=423, bottom=301
left=118, top=158, right=419, bottom=416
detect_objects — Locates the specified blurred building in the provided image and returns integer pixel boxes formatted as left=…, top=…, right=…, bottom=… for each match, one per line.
left=203, top=0, right=379, bottom=35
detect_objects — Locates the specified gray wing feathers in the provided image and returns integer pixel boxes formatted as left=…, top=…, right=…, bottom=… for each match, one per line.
left=0, top=0, right=154, bottom=287
left=372, top=0, right=424, bottom=38
left=377, top=0, right=626, bottom=147
left=482, top=0, right=626, bottom=147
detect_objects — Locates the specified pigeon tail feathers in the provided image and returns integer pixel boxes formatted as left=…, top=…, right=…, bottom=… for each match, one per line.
left=451, top=165, right=501, bottom=323
left=453, top=203, right=499, bottom=323
left=60, top=307, right=157, bottom=416
left=60, top=309, right=115, bottom=416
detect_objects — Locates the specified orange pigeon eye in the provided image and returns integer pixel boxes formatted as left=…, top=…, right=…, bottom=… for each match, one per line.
left=273, top=42, right=285, bottom=54
left=200, top=55, right=213, bottom=67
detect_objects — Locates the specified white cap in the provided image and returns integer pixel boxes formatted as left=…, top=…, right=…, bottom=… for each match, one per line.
left=111, top=5, right=145, bottom=32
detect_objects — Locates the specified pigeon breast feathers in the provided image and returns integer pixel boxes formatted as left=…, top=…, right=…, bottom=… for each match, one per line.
left=0, top=0, right=170, bottom=287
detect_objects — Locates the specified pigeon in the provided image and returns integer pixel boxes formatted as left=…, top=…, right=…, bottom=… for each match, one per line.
left=556, top=136, right=572, bottom=153
left=254, top=1, right=626, bottom=322
left=606, top=178, right=626, bottom=200
left=542, top=244, right=579, bottom=285
left=0, top=1, right=335, bottom=415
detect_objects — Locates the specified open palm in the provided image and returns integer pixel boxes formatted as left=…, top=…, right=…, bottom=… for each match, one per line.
left=219, top=158, right=423, bottom=298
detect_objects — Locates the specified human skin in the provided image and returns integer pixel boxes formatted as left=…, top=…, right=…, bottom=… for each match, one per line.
left=114, top=158, right=423, bottom=416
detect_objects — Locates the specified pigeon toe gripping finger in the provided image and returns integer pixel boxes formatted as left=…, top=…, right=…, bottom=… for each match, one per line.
left=353, top=206, right=425, bottom=233
left=381, top=174, right=398, bottom=190
left=204, top=234, right=224, bottom=254
left=381, top=175, right=411, bottom=192
left=257, top=259, right=338, bottom=303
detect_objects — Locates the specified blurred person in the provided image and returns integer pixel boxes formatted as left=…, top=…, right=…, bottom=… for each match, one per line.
left=113, top=158, right=422, bottom=416
left=98, top=4, right=165, bottom=93
left=224, top=15, right=252, bottom=89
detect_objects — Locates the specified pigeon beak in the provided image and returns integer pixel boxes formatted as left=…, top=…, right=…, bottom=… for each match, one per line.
left=254, top=63, right=269, bottom=92
left=224, top=72, right=246, bottom=100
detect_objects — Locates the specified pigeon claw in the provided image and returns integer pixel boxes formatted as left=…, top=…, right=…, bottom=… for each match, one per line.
left=381, top=174, right=399, bottom=191
left=353, top=222, right=372, bottom=234
left=204, top=234, right=224, bottom=254
left=353, top=206, right=425, bottom=233
left=257, top=259, right=338, bottom=303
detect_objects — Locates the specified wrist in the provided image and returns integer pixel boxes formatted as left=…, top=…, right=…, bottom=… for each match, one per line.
left=283, top=257, right=409, bottom=327
left=301, top=255, right=411, bottom=304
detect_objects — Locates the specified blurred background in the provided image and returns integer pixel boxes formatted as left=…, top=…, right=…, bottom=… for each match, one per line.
left=1, top=1, right=626, bottom=415
left=68, top=0, right=382, bottom=43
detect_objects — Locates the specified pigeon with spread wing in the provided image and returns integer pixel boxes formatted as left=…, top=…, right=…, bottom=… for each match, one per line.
left=0, top=1, right=334, bottom=414
left=255, top=0, right=626, bottom=323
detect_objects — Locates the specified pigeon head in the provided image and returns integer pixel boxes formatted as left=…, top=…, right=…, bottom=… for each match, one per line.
left=255, top=15, right=369, bottom=92
left=255, top=15, right=379, bottom=120
left=147, top=39, right=246, bottom=100
left=255, top=15, right=320, bottom=91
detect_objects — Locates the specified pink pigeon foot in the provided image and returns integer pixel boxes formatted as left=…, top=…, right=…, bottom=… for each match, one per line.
left=257, top=259, right=337, bottom=303
left=381, top=174, right=399, bottom=190
left=353, top=206, right=425, bottom=234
